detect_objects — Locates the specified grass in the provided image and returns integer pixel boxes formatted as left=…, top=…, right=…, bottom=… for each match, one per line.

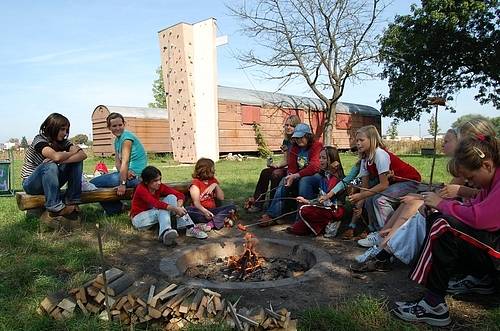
left=0, top=151, right=493, bottom=330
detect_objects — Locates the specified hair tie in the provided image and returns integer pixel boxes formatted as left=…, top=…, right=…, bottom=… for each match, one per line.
left=476, top=133, right=486, bottom=141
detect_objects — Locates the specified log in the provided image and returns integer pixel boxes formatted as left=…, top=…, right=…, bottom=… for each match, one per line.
left=202, top=288, right=221, bottom=297
left=16, top=182, right=190, bottom=210
left=228, top=301, right=243, bottom=331
left=40, top=291, right=67, bottom=314
left=107, top=274, right=134, bottom=297
left=237, top=313, right=259, bottom=327
left=95, top=267, right=124, bottom=285
left=151, top=283, right=177, bottom=307
left=76, top=299, right=89, bottom=316
left=147, top=285, right=156, bottom=306
left=57, top=298, right=76, bottom=313
left=194, top=295, right=207, bottom=320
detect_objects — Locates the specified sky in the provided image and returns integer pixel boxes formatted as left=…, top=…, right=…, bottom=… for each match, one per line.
left=0, top=0, right=497, bottom=143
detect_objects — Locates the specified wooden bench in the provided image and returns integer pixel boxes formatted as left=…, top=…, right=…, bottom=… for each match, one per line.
left=16, top=182, right=191, bottom=211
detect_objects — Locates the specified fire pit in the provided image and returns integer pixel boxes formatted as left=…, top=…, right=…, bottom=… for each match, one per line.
left=160, top=237, right=333, bottom=289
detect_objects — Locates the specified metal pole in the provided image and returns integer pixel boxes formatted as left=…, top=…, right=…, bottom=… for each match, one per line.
left=428, top=104, right=439, bottom=190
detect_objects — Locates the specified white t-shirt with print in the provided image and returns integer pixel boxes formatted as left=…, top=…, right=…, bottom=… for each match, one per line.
left=359, top=147, right=390, bottom=177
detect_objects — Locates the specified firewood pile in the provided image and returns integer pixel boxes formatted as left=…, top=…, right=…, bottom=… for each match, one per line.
left=37, top=267, right=297, bottom=330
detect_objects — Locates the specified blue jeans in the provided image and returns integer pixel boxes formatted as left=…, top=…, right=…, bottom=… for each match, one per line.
left=266, top=174, right=322, bottom=218
left=131, top=195, right=194, bottom=238
left=22, top=161, right=83, bottom=212
left=90, top=172, right=140, bottom=215
left=365, top=181, right=418, bottom=230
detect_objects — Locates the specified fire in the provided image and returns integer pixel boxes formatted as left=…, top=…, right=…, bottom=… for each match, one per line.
left=227, top=233, right=264, bottom=279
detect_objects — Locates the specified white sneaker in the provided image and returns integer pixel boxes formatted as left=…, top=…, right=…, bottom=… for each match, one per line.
left=355, top=245, right=381, bottom=263
left=161, top=229, right=178, bottom=246
left=186, top=226, right=208, bottom=239
left=324, top=221, right=341, bottom=238
left=357, top=231, right=381, bottom=248
left=392, top=298, right=451, bottom=327
left=196, top=223, right=212, bottom=232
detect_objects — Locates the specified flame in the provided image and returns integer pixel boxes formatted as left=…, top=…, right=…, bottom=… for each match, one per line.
left=227, top=233, right=264, bottom=278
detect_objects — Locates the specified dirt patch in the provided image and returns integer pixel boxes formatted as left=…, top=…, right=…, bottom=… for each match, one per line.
left=106, top=221, right=499, bottom=329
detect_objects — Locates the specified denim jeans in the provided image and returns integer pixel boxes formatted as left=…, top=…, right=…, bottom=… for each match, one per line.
left=365, top=181, right=418, bottom=230
left=22, top=161, right=83, bottom=212
left=90, top=172, right=140, bottom=215
left=131, top=194, right=194, bottom=238
left=266, top=174, right=322, bottom=218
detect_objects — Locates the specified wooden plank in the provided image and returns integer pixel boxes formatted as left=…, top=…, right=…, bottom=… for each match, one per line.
left=147, top=285, right=156, bottom=306
left=40, top=291, right=66, bottom=314
left=16, top=182, right=190, bottom=210
left=57, top=298, right=76, bottom=313
left=76, top=299, right=89, bottom=316
left=151, top=283, right=177, bottom=307
left=189, top=289, right=204, bottom=311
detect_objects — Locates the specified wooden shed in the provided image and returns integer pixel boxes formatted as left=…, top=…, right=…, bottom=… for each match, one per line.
left=217, top=86, right=381, bottom=152
left=92, top=105, right=170, bottom=157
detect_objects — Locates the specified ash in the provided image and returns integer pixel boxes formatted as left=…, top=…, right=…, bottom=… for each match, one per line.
left=184, top=256, right=308, bottom=282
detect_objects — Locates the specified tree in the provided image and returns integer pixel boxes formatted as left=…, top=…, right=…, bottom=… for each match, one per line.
left=148, top=66, right=167, bottom=108
left=386, top=119, right=399, bottom=139
left=427, top=116, right=440, bottom=136
left=452, top=113, right=500, bottom=136
left=379, top=0, right=499, bottom=121
left=20, top=136, right=28, bottom=149
left=70, top=134, right=89, bottom=145
left=451, top=114, right=489, bottom=129
left=228, top=0, right=386, bottom=145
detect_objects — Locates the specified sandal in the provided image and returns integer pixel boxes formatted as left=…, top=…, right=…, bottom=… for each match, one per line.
left=258, top=214, right=276, bottom=227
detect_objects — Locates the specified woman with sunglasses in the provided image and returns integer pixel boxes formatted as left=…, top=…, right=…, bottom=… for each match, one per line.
left=245, top=115, right=301, bottom=213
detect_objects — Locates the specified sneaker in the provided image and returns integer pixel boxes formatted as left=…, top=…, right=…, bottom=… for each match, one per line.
left=350, top=256, right=391, bottom=273
left=355, top=245, right=381, bottom=263
left=186, top=227, right=208, bottom=239
left=196, top=223, right=212, bottom=232
left=392, top=298, right=451, bottom=327
left=357, top=231, right=381, bottom=248
left=324, top=221, right=341, bottom=238
left=161, top=229, right=178, bottom=246
left=447, top=274, right=495, bottom=295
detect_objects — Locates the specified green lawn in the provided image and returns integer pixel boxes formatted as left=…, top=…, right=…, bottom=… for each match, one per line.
left=0, top=152, right=491, bottom=331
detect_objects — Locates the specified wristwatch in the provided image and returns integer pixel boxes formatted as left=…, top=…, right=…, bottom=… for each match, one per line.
left=121, top=180, right=127, bottom=186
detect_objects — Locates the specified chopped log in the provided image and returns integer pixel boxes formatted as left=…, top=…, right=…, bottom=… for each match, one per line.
left=147, top=285, right=156, bottom=306
left=98, top=310, right=109, bottom=321
left=122, top=301, right=133, bottom=313
left=237, top=313, right=259, bottom=327
left=202, top=288, right=221, bottom=297
left=213, top=296, right=223, bottom=311
left=95, top=267, right=124, bottom=285
left=228, top=301, right=243, bottom=331
left=114, top=296, right=128, bottom=310
left=94, top=291, right=105, bottom=304
left=167, top=288, right=193, bottom=309
left=135, top=306, right=146, bottom=318
left=151, top=283, right=177, bottom=306
left=92, top=281, right=104, bottom=289
left=194, top=295, right=207, bottom=320
left=148, top=306, right=162, bottom=319
left=76, top=287, right=87, bottom=304
left=127, top=294, right=136, bottom=306
left=136, top=297, right=147, bottom=308
left=159, top=285, right=185, bottom=301
left=249, top=307, right=265, bottom=324
left=76, top=300, right=89, bottom=316
left=40, top=291, right=66, bottom=314
left=179, top=294, right=193, bottom=314
left=107, top=274, right=134, bottom=297
left=190, top=289, right=204, bottom=311
left=57, top=298, right=76, bottom=313
left=85, top=302, right=100, bottom=314
left=86, top=286, right=99, bottom=297
left=49, top=307, right=64, bottom=320
left=162, top=307, right=173, bottom=317
left=265, top=308, right=286, bottom=321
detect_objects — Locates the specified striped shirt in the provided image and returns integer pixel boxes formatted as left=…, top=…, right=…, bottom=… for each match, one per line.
left=21, top=134, right=73, bottom=179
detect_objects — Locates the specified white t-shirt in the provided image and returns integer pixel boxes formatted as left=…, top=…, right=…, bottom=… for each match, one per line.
left=359, top=147, right=390, bottom=177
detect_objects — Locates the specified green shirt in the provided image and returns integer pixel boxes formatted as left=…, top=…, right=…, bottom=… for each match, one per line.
left=114, top=130, right=147, bottom=176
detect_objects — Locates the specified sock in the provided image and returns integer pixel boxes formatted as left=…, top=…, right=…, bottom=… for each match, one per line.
left=423, top=290, right=445, bottom=307
left=375, top=249, right=392, bottom=261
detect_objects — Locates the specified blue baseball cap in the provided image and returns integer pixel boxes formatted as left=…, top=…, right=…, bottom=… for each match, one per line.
left=292, top=123, right=312, bottom=138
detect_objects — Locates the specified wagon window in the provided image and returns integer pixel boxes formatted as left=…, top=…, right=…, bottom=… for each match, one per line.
left=241, top=105, right=261, bottom=124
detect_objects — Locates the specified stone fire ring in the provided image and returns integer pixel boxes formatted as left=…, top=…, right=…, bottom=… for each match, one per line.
left=160, top=238, right=333, bottom=289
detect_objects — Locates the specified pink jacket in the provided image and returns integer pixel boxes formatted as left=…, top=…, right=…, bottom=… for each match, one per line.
left=437, top=168, right=500, bottom=231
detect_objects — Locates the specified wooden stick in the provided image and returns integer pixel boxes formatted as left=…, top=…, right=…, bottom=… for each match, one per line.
left=96, top=223, right=112, bottom=322
left=238, top=209, right=298, bottom=230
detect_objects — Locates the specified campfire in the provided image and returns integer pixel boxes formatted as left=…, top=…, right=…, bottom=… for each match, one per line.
left=227, top=233, right=264, bottom=279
